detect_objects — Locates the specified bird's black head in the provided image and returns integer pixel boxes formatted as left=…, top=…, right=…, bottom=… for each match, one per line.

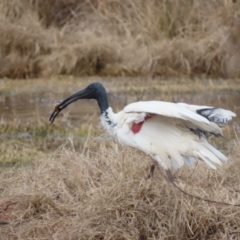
left=49, top=82, right=109, bottom=123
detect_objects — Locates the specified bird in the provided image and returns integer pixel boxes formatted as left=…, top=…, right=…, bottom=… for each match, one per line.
left=49, top=82, right=236, bottom=180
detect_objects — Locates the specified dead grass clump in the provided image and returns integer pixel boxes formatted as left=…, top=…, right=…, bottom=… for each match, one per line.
left=0, top=138, right=240, bottom=239
left=1, top=0, right=240, bottom=78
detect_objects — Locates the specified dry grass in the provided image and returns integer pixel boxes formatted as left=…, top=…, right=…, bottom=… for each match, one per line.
left=1, top=0, right=240, bottom=78
left=0, top=137, right=240, bottom=239
left=0, top=77, right=239, bottom=238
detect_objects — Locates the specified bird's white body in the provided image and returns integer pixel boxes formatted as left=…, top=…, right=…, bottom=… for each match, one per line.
left=101, top=101, right=236, bottom=170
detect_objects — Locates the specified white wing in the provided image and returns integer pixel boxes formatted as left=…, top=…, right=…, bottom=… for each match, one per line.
left=124, top=101, right=223, bottom=135
left=111, top=101, right=235, bottom=170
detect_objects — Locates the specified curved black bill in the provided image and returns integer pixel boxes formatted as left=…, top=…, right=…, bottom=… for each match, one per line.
left=49, top=88, right=90, bottom=123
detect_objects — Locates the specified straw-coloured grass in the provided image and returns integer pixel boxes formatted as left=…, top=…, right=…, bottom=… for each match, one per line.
left=0, top=76, right=239, bottom=238
left=1, top=0, right=240, bottom=78
left=0, top=137, right=240, bottom=239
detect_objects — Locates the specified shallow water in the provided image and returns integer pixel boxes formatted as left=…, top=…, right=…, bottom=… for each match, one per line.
left=0, top=78, right=239, bottom=137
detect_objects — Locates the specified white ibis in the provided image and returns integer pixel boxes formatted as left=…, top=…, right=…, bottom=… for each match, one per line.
left=49, top=82, right=236, bottom=179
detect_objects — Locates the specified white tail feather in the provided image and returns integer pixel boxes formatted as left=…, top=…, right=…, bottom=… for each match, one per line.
left=202, top=141, right=228, bottom=162
left=199, top=149, right=222, bottom=166
left=194, top=151, right=217, bottom=169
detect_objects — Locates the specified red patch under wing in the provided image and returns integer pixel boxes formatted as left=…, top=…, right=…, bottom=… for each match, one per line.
left=131, top=114, right=153, bottom=134
left=131, top=121, right=144, bottom=134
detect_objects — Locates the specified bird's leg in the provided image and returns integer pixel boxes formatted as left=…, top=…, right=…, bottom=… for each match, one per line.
left=146, top=163, right=156, bottom=179
left=165, top=169, right=175, bottom=183
left=166, top=169, right=240, bottom=207
left=147, top=165, right=175, bottom=181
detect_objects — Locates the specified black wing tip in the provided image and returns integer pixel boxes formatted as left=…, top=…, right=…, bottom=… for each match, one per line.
left=196, top=107, right=216, bottom=115
left=197, top=107, right=234, bottom=125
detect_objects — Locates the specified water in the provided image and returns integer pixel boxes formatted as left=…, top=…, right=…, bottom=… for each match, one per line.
left=0, top=79, right=239, bottom=138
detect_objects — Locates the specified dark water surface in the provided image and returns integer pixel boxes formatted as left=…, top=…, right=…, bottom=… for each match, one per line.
left=0, top=78, right=239, bottom=136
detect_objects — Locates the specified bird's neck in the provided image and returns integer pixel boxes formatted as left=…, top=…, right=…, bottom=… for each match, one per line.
left=101, top=107, right=117, bottom=133
left=96, top=87, right=109, bottom=114
left=94, top=85, right=117, bottom=133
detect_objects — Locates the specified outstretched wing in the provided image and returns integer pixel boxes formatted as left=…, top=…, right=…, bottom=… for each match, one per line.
left=124, top=101, right=223, bottom=136
left=177, top=103, right=236, bottom=126
left=119, top=101, right=235, bottom=170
